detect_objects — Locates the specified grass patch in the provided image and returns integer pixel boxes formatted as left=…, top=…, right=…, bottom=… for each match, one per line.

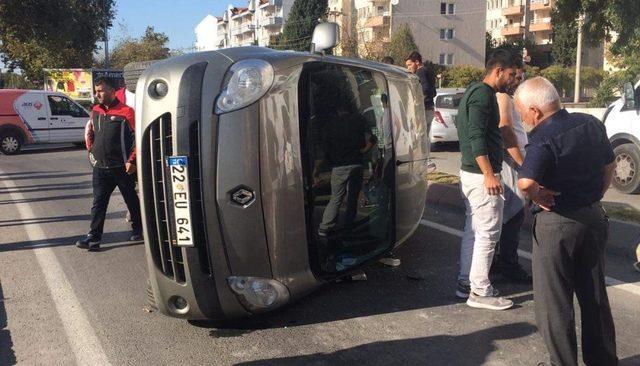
left=603, top=202, right=640, bottom=224
left=427, top=171, right=460, bottom=185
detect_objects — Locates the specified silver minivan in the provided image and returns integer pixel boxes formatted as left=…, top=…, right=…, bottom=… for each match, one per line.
left=134, top=24, right=429, bottom=320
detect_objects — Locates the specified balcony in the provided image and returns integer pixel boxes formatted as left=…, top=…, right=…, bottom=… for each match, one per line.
left=231, top=10, right=252, bottom=20
left=502, top=5, right=524, bottom=16
left=530, top=18, right=552, bottom=32
left=262, top=16, right=283, bottom=28
left=501, top=24, right=524, bottom=36
left=258, top=0, right=282, bottom=9
left=530, top=0, right=554, bottom=11
left=364, top=14, right=390, bottom=28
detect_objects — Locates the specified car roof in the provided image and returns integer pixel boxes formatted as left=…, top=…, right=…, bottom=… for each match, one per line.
left=436, top=88, right=466, bottom=95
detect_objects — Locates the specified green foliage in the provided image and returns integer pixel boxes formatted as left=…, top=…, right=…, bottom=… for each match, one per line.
left=486, top=33, right=550, bottom=68
left=590, top=64, right=640, bottom=107
left=541, top=64, right=574, bottom=98
left=442, top=65, right=485, bottom=88
left=386, top=24, right=419, bottom=67
left=0, top=0, right=115, bottom=81
left=109, top=27, right=171, bottom=69
left=524, top=65, right=541, bottom=78
left=280, top=0, right=328, bottom=51
left=555, top=0, right=640, bottom=60
left=551, top=9, right=578, bottom=66
left=0, top=71, right=34, bottom=89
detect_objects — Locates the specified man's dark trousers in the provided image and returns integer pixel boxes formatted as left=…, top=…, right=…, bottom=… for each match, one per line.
left=496, top=208, right=525, bottom=267
left=89, top=167, right=142, bottom=239
left=532, top=204, right=617, bottom=366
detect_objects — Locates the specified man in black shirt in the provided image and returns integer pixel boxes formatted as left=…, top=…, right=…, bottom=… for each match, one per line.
left=405, top=51, right=437, bottom=134
left=516, top=77, right=618, bottom=366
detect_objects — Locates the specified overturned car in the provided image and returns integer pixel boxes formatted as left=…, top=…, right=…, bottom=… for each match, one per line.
left=133, top=23, right=430, bottom=320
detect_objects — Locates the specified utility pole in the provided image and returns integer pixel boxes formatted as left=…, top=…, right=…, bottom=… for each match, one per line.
left=104, top=26, right=110, bottom=69
left=574, top=14, right=584, bottom=103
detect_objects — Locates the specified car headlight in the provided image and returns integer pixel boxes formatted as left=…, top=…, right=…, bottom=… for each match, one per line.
left=215, top=59, right=274, bottom=114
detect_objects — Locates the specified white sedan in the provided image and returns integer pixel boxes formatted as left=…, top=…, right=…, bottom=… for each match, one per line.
left=429, top=88, right=465, bottom=148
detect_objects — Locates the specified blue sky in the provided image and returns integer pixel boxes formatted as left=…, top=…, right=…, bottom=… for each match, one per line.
left=112, top=0, right=230, bottom=51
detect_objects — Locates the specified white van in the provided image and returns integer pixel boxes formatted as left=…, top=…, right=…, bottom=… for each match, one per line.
left=0, top=89, right=90, bottom=154
left=603, top=80, right=640, bottom=193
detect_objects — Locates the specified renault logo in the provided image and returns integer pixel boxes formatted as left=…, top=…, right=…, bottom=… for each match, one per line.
left=231, top=187, right=255, bottom=207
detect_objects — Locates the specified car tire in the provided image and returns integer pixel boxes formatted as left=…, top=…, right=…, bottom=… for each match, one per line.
left=0, top=131, right=22, bottom=155
left=123, top=60, right=158, bottom=93
left=612, top=143, right=640, bottom=194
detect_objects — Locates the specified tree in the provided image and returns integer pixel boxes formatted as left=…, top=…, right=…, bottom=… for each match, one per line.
left=0, top=71, right=33, bottom=89
left=109, top=27, right=171, bottom=69
left=551, top=9, right=578, bottom=66
left=386, top=24, right=419, bottom=67
left=541, top=64, right=574, bottom=98
left=0, top=0, right=115, bottom=81
left=280, top=0, right=328, bottom=52
left=555, top=0, right=640, bottom=59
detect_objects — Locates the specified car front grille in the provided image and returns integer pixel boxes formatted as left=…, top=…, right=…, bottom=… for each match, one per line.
left=142, top=113, right=186, bottom=284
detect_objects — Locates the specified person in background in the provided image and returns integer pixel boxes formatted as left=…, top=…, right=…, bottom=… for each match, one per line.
left=516, top=77, right=618, bottom=366
left=455, top=49, right=517, bottom=310
left=492, top=60, right=532, bottom=283
left=381, top=56, right=395, bottom=65
left=75, top=76, right=142, bottom=250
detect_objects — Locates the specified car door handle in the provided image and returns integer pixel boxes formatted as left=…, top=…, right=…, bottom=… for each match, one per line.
left=37, top=117, right=46, bottom=120
left=50, top=117, right=59, bottom=120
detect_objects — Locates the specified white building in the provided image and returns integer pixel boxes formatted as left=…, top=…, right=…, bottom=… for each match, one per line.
left=196, top=0, right=294, bottom=50
left=195, top=15, right=220, bottom=51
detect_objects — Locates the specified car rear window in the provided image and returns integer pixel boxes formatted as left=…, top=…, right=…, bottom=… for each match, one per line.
left=436, top=93, right=464, bottom=109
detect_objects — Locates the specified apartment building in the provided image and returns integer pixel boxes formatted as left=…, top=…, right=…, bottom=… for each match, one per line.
left=329, top=0, right=485, bottom=67
left=195, top=0, right=293, bottom=50
left=486, top=0, right=604, bottom=68
left=393, top=0, right=486, bottom=67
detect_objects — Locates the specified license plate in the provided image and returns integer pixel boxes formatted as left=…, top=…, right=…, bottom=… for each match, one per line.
left=166, top=156, right=194, bottom=247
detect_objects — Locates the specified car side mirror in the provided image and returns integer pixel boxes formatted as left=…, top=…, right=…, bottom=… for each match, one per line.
left=623, top=82, right=635, bottom=109
left=310, top=22, right=339, bottom=54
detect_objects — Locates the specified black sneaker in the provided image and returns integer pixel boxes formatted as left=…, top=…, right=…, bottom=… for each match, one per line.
left=129, top=231, right=143, bottom=242
left=76, top=235, right=101, bottom=250
left=500, top=264, right=533, bottom=284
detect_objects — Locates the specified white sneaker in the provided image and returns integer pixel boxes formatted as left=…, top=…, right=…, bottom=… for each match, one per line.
left=466, top=291, right=513, bottom=310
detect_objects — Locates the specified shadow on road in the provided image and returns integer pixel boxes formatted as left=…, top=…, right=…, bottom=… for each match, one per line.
left=430, top=141, right=459, bottom=152
left=0, top=280, right=17, bottom=365
left=0, top=193, right=94, bottom=206
left=620, top=354, right=640, bottom=365
left=0, top=181, right=92, bottom=195
left=0, top=229, right=135, bottom=252
left=0, top=172, right=91, bottom=182
left=235, top=322, right=537, bottom=366
left=0, top=210, right=125, bottom=229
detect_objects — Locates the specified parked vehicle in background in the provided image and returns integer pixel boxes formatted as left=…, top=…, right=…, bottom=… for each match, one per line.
left=129, top=23, right=430, bottom=321
left=0, top=89, right=89, bottom=154
left=429, top=88, right=465, bottom=149
left=603, top=80, right=640, bottom=193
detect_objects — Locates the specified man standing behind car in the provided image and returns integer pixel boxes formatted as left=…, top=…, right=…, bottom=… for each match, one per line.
left=76, top=77, right=142, bottom=250
left=516, top=77, right=617, bottom=366
left=405, top=51, right=437, bottom=134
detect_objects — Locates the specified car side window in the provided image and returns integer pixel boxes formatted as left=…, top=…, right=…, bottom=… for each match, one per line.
left=47, top=95, right=88, bottom=117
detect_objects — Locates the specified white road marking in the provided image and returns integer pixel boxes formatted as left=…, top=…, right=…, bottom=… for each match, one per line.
left=420, top=219, right=640, bottom=297
left=0, top=170, right=112, bottom=365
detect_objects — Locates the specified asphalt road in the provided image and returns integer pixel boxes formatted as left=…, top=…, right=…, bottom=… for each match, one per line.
left=430, top=143, right=640, bottom=212
left=1, top=146, right=639, bottom=366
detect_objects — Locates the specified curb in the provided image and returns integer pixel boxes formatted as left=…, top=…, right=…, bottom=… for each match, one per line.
left=426, top=182, right=640, bottom=260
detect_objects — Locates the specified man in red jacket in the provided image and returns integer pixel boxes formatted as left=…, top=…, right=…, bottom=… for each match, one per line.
left=76, top=76, right=142, bottom=250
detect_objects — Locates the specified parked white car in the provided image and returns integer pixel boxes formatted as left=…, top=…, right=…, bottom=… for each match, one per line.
left=429, top=88, right=465, bottom=148
left=603, top=80, right=640, bottom=193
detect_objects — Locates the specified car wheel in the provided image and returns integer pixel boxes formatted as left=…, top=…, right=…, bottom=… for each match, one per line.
left=612, top=143, right=640, bottom=194
left=123, top=60, right=159, bottom=93
left=0, top=131, right=22, bottom=155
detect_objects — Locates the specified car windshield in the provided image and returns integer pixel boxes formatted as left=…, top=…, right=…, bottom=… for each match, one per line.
left=436, top=93, right=464, bottom=109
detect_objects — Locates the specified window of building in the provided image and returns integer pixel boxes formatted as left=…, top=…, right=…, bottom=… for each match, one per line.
left=441, top=2, right=447, bottom=14
left=448, top=3, right=455, bottom=14
left=441, top=2, right=455, bottom=14
left=440, top=28, right=454, bottom=40
left=447, top=54, right=454, bottom=65
left=439, top=53, right=446, bottom=65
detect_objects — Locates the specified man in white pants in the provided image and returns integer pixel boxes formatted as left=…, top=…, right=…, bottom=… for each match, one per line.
left=455, top=50, right=517, bottom=310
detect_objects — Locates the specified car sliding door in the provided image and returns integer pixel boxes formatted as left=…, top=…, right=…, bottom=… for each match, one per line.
left=299, top=62, right=395, bottom=277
